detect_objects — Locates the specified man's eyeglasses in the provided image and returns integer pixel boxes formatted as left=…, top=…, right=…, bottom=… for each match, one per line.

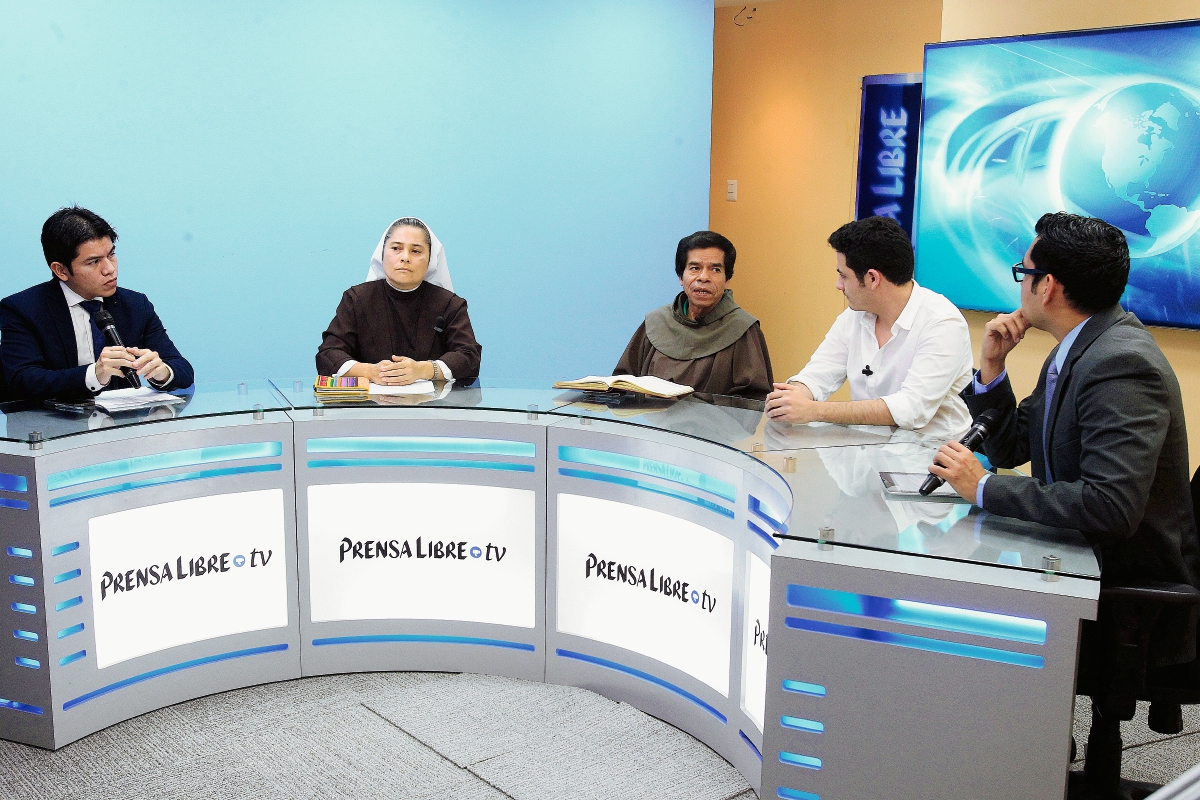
left=1012, top=263, right=1048, bottom=283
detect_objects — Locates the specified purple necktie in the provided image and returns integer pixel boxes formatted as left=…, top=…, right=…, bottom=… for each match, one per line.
left=1042, top=359, right=1059, bottom=483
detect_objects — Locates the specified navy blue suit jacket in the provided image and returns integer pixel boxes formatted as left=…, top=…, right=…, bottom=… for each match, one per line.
left=0, top=280, right=194, bottom=401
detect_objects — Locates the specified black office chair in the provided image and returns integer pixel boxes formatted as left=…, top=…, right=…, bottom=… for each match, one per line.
left=1070, top=466, right=1200, bottom=800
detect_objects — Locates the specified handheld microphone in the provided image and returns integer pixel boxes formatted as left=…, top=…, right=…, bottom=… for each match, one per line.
left=919, top=408, right=1000, bottom=496
left=93, top=308, right=142, bottom=389
left=434, top=316, right=445, bottom=334
left=862, top=365, right=873, bottom=376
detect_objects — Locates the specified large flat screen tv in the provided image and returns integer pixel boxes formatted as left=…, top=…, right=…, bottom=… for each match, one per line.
left=914, top=19, right=1200, bottom=329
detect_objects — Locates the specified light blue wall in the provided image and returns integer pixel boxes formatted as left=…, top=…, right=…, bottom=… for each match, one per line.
left=0, top=1, right=713, bottom=384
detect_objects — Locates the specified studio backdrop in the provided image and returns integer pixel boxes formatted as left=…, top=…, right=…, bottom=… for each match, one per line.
left=0, top=1, right=714, bottom=383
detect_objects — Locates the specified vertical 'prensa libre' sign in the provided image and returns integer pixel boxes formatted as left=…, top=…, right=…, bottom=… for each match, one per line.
left=855, top=73, right=923, bottom=238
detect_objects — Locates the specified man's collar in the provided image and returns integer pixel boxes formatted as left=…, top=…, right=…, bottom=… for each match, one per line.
left=58, top=280, right=93, bottom=307
left=1054, top=316, right=1092, bottom=374
left=892, top=281, right=923, bottom=332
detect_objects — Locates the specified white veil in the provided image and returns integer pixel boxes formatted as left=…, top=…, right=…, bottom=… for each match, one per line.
left=366, top=217, right=453, bottom=292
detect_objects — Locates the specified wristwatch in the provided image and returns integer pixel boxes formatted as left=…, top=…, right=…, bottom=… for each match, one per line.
left=431, top=362, right=442, bottom=381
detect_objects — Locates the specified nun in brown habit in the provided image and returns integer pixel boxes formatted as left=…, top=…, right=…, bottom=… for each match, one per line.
left=614, top=231, right=773, bottom=401
left=316, top=217, right=481, bottom=384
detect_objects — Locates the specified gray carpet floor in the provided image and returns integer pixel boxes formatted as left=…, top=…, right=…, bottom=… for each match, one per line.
left=0, top=672, right=756, bottom=800
left=3, top=674, right=1199, bottom=799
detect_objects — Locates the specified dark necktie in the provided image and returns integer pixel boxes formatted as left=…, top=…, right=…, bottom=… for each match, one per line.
left=1041, top=359, right=1059, bottom=483
left=78, top=299, right=106, bottom=361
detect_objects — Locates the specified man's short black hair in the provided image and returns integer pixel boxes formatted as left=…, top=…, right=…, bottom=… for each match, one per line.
left=41, top=206, right=118, bottom=273
left=1030, top=212, right=1129, bottom=314
left=675, top=231, right=736, bottom=279
left=827, top=216, right=914, bottom=285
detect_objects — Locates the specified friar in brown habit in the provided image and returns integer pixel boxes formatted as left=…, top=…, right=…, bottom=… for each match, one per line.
left=614, top=231, right=772, bottom=400
left=317, top=217, right=481, bottom=384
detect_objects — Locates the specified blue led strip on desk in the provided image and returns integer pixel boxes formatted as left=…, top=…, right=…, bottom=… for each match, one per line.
left=555, top=648, right=727, bottom=723
left=782, top=716, right=825, bottom=733
left=58, top=623, right=84, bottom=639
left=11, top=602, right=36, bottom=614
left=62, top=643, right=288, bottom=711
left=53, top=569, right=81, bottom=585
left=0, top=473, right=28, bottom=492
left=779, top=751, right=822, bottom=770
left=786, top=584, right=1047, bottom=645
left=48, top=442, right=283, bottom=491
left=15, top=657, right=40, bottom=669
left=308, top=436, right=535, bottom=458
left=311, top=634, right=535, bottom=651
left=557, top=446, right=736, bottom=502
left=748, top=494, right=788, bottom=535
left=0, top=498, right=29, bottom=511
left=308, top=458, right=534, bottom=473
left=782, top=679, right=826, bottom=697
left=51, top=542, right=79, bottom=556
left=748, top=520, right=781, bottom=550
left=739, top=730, right=763, bottom=760
left=9, top=574, right=34, bottom=587
left=59, top=650, right=86, bottom=666
left=7, top=547, right=33, bottom=558
left=557, top=469, right=735, bottom=519
left=0, top=698, right=43, bottom=715
left=49, top=464, right=282, bottom=507
left=777, top=788, right=820, bottom=800
left=13, top=630, right=38, bottom=642
left=785, top=616, right=1045, bottom=669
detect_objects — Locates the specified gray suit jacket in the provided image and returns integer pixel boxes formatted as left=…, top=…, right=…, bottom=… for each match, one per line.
left=963, top=305, right=1199, bottom=667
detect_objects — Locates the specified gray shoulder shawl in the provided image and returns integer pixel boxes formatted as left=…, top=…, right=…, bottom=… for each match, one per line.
left=643, top=290, right=759, bottom=361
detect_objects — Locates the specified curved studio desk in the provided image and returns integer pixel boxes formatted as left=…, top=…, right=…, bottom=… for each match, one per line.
left=0, top=381, right=1099, bottom=800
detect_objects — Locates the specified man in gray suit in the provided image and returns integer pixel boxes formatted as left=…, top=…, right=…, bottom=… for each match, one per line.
left=930, top=212, right=1199, bottom=783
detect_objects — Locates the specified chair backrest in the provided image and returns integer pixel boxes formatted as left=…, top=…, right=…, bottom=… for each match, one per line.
left=1193, top=465, right=1199, bottom=531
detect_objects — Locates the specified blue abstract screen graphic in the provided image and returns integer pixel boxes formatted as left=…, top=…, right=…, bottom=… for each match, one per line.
left=914, top=20, right=1200, bottom=328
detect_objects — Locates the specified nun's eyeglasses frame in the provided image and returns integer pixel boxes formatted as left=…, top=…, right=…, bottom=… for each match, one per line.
left=1012, top=263, right=1048, bottom=283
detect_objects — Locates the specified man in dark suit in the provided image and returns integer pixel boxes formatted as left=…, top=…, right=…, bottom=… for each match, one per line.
left=929, top=212, right=1199, bottom=785
left=0, top=207, right=193, bottom=402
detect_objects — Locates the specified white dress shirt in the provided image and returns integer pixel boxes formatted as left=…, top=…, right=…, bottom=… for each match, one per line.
left=59, top=282, right=172, bottom=393
left=789, top=282, right=973, bottom=442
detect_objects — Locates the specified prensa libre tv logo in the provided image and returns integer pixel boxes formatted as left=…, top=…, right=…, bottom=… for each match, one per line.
left=98, top=548, right=273, bottom=601
left=338, top=537, right=507, bottom=563
left=584, top=552, right=718, bottom=612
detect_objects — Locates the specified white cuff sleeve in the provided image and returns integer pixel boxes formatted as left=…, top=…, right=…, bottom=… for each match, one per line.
left=435, top=360, right=453, bottom=381
left=975, top=473, right=990, bottom=507
left=85, top=363, right=106, bottom=394
left=335, top=360, right=358, bottom=378
left=148, top=364, right=175, bottom=389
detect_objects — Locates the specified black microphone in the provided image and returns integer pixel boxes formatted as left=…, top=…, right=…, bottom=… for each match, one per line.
left=93, top=308, right=142, bottom=389
left=919, top=408, right=1000, bottom=496
left=862, top=365, right=873, bottom=376
left=434, top=316, right=445, bottom=334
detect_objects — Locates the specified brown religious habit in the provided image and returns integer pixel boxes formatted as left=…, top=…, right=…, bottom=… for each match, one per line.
left=614, top=289, right=773, bottom=400
left=316, top=280, right=482, bottom=379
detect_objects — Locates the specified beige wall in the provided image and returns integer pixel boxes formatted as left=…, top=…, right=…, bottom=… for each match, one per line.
left=712, top=0, right=1200, bottom=470
left=709, top=0, right=942, bottom=399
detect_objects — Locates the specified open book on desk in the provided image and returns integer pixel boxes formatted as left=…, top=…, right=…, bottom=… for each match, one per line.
left=552, top=375, right=693, bottom=399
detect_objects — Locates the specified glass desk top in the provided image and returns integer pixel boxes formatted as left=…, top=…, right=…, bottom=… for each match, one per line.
left=270, top=378, right=577, bottom=417
left=754, top=439, right=1100, bottom=580
left=0, top=379, right=290, bottom=443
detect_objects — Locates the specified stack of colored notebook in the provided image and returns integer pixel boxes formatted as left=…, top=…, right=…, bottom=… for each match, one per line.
left=313, top=375, right=370, bottom=401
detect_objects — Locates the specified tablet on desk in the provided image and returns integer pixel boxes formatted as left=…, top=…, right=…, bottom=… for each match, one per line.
left=879, top=471, right=969, bottom=503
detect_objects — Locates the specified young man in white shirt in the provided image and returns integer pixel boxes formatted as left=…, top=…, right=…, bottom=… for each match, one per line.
left=764, top=216, right=973, bottom=442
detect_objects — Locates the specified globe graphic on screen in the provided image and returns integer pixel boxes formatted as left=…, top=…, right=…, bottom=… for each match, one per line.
left=1060, top=82, right=1200, bottom=258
